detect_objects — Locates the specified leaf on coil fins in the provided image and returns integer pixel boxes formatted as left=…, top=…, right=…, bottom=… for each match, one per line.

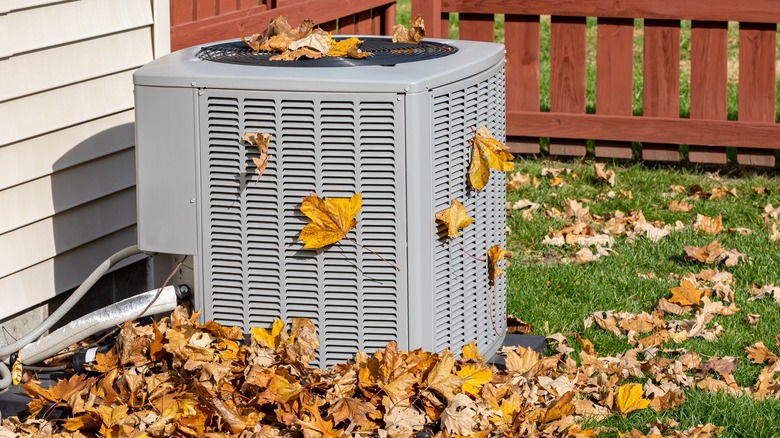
left=298, top=193, right=362, bottom=249
left=468, top=126, right=514, bottom=190
left=242, top=131, right=272, bottom=177
left=435, top=198, right=474, bottom=238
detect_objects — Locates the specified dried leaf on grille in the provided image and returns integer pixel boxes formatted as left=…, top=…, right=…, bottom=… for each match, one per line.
left=392, top=14, right=426, bottom=44
left=328, top=37, right=370, bottom=58
left=298, top=193, right=361, bottom=249
left=467, top=126, right=514, bottom=190
left=435, top=198, right=474, bottom=238
left=242, top=131, right=272, bottom=177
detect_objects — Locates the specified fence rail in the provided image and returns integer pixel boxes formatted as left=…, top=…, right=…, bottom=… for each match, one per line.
left=415, top=0, right=780, bottom=166
left=170, top=0, right=396, bottom=51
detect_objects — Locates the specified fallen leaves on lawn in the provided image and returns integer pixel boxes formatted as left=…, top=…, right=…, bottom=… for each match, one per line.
left=770, top=222, right=780, bottom=242
left=693, top=214, right=723, bottom=235
left=710, top=186, right=738, bottom=200
left=683, top=241, right=747, bottom=267
left=594, top=163, right=616, bottom=186
left=669, top=200, right=695, bottom=212
left=507, top=172, right=539, bottom=190
left=668, top=280, right=704, bottom=307
left=749, top=284, right=780, bottom=302
left=615, top=383, right=650, bottom=417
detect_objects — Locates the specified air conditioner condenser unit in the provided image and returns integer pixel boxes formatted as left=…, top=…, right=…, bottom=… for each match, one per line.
left=134, top=36, right=508, bottom=367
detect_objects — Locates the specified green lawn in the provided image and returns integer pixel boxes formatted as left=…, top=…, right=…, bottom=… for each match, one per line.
left=505, top=159, right=780, bottom=436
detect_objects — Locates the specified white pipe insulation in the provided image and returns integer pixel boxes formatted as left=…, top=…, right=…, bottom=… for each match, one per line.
left=18, top=286, right=178, bottom=365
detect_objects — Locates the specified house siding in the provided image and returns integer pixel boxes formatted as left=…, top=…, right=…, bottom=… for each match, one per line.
left=0, top=0, right=170, bottom=321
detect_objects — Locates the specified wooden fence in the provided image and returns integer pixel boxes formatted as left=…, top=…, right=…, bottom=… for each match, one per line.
left=414, top=0, right=780, bottom=166
left=170, top=0, right=396, bottom=51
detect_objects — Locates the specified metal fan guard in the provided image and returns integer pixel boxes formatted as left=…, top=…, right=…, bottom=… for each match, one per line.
left=196, top=37, right=458, bottom=67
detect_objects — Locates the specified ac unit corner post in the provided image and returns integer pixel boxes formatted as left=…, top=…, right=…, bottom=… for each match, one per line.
left=134, top=37, right=508, bottom=367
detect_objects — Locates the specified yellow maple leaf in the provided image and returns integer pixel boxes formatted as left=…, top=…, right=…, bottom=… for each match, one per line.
left=467, top=126, right=514, bottom=190
left=488, top=245, right=514, bottom=286
left=328, top=37, right=369, bottom=58
left=251, top=317, right=285, bottom=349
left=461, top=341, right=482, bottom=361
left=435, top=198, right=474, bottom=238
left=269, top=374, right=301, bottom=403
left=542, top=391, right=575, bottom=423
left=298, top=193, right=361, bottom=249
left=242, top=132, right=272, bottom=177
left=668, top=280, right=704, bottom=306
left=456, top=365, right=493, bottom=395
left=425, top=349, right=464, bottom=401
left=615, top=383, right=650, bottom=416
left=63, top=414, right=102, bottom=432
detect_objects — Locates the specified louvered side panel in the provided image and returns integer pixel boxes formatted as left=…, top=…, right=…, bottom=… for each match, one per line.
left=199, top=90, right=406, bottom=367
left=204, top=96, right=246, bottom=327
left=320, top=100, right=359, bottom=363
left=244, top=98, right=283, bottom=326
left=431, top=64, right=507, bottom=356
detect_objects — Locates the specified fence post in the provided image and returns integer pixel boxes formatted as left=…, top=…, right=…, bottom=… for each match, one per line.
left=412, top=0, right=443, bottom=39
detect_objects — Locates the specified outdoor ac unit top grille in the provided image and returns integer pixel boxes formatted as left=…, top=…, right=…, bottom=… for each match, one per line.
left=197, top=37, right=458, bottom=67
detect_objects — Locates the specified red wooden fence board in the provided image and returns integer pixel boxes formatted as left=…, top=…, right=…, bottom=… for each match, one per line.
left=339, top=14, right=356, bottom=34
left=195, top=0, right=217, bottom=19
left=595, top=17, right=634, bottom=159
left=171, top=1, right=194, bottom=26
left=382, top=3, right=396, bottom=36
left=505, top=14, right=541, bottom=154
left=507, top=112, right=780, bottom=149
left=549, top=16, right=587, bottom=157
left=440, top=0, right=780, bottom=24
left=642, top=19, right=680, bottom=162
left=689, top=21, right=728, bottom=164
left=355, top=10, right=373, bottom=34
left=217, top=0, right=238, bottom=14
left=459, top=13, right=494, bottom=42
left=738, top=23, right=777, bottom=167
left=413, top=0, right=445, bottom=38
left=440, top=13, right=450, bottom=39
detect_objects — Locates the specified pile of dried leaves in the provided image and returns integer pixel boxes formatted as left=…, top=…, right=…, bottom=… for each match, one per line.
left=241, top=15, right=424, bottom=61
left=1, top=305, right=741, bottom=437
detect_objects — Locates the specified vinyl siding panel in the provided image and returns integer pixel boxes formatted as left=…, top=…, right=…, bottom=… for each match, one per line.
left=0, top=29, right=154, bottom=102
left=0, top=111, right=135, bottom=191
left=0, top=227, right=140, bottom=319
left=0, top=70, right=136, bottom=146
left=0, top=150, right=136, bottom=237
left=6, top=0, right=153, bottom=56
left=0, top=188, right=137, bottom=278
left=0, top=0, right=169, bottom=321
